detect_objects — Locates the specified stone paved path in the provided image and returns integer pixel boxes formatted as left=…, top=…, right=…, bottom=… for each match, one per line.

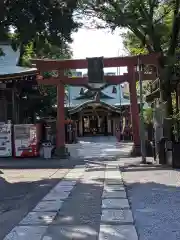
left=120, top=163, right=180, bottom=240
left=3, top=137, right=180, bottom=240
left=68, top=136, right=133, bottom=159
left=3, top=161, right=138, bottom=240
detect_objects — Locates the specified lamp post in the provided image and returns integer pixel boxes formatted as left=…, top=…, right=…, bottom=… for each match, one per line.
left=138, top=55, right=146, bottom=163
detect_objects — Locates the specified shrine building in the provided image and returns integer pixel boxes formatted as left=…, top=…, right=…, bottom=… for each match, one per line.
left=65, top=72, right=140, bottom=139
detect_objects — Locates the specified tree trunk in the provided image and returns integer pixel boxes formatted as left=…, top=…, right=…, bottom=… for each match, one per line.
left=17, top=43, right=26, bottom=66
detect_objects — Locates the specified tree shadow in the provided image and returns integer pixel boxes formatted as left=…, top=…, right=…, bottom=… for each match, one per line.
left=1, top=162, right=180, bottom=240
left=0, top=175, right=60, bottom=239
left=124, top=180, right=180, bottom=240
left=0, top=163, right=105, bottom=239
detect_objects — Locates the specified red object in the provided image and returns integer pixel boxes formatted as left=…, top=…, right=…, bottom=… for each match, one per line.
left=128, top=66, right=140, bottom=146
left=13, top=123, right=43, bottom=158
left=33, top=53, right=159, bottom=70
left=33, top=54, right=159, bottom=149
left=56, top=82, right=65, bottom=150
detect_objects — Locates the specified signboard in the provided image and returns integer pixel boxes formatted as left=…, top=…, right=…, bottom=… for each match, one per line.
left=87, top=57, right=104, bottom=83
left=87, top=57, right=106, bottom=90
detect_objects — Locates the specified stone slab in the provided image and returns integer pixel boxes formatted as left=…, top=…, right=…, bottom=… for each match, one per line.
left=55, top=180, right=76, bottom=187
left=102, top=199, right=130, bottom=209
left=33, top=200, right=63, bottom=212
left=20, top=212, right=57, bottom=225
left=104, top=184, right=125, bottom=192
left=102, top=190, right=126, bottom=199
left=104, top=179, right=123, bottom=185
left=42, top=225, right=98, bottom=240
left=99, top=225, right=138, bottom=240
left=43, top=191, right=70, bottom=201
left=3, top=226, right=47, bottom=240
left=101, top=209, right=133, bottom=223
left=51, top=185, right=74, bottom=193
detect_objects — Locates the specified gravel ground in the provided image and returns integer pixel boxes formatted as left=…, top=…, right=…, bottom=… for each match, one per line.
left=120, top=162, right=180, bottom=240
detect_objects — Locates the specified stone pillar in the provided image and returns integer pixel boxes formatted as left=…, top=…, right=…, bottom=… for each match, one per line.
left=55, top=82, right=68, bottom=157
left=128, top=65, right=140, bottom=155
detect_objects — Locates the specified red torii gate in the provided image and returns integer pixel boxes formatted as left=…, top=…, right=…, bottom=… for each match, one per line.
left=32, top=53, right=159, bottom=157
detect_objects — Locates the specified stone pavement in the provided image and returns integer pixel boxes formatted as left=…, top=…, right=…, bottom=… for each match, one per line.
left=3, top=161, right=138, bottom=240
left=0, top=137, right=132, bottom=169
left=2, top=137, right=180, bottom=240
left=2, top=155, right=180, bottom=240
left=68, top=136, right=133, bottom=159
left=120, top=162, right=180, bottom=240
left=0, top=168, right=70, bottom=239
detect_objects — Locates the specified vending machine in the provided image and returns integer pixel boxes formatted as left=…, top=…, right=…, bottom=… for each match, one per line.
left=13, top=124, right=42, bottom=157
left=0, top=123, right=12, bottom=157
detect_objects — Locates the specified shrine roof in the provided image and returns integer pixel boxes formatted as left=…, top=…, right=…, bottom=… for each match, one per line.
left=68, top=100, right=121, bottom=115
left=65, top=85, right=136, bottom=109
left=0, top=42, right=37, bottom=79
left=0, top=66, right=37, bottom=79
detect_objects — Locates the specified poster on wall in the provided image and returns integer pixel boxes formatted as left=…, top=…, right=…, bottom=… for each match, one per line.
left=0, top=123, right=12, bottom=157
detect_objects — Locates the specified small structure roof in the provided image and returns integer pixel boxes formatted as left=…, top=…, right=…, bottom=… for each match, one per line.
left=0, top=66, right=37, bottom=79
left=0, top=42, right=37, bottom=79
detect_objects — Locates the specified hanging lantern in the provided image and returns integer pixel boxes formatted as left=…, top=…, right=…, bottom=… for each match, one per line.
left=80, top=87, right=84, bottom=95
left=112, top=86, right=117, bottom=94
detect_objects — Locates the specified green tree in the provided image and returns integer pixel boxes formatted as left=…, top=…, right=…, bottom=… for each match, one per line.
left=80, top=0, right=180, bottom=117
left=143, top=107, right=153, bottom=124
left=3, top=0, right=79, bottom=65
left=18, top=41, right=72, bottom=120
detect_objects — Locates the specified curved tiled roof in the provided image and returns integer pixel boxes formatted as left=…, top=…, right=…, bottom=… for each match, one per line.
left=65, top=85, right=132, bottom=108
left=68, top=100, right=121, bottom=114
left=0, top=43, right=37, bottom=77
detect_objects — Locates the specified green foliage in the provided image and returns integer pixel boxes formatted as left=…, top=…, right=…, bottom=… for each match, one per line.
left=80, top=0, right=180, bottom=118
left=122, top=31, right=148, bottom=56
left=1, top=0, right=79, bottom=65
left=81, top=0, right=179, bottom=55
left=136, top=81, right=151, bottom=96
left=143, top=107, right=153, bottom=124
left=121, top=3, right=175, bottom=55
left=0, top=1, right=78, bottom=120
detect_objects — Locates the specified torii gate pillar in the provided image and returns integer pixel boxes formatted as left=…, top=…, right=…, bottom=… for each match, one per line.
left=128, top=65, right=141, bottom=154
left=55, top=82, right=68, bottom=157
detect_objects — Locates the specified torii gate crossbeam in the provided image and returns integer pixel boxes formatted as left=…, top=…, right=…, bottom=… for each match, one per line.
left=32, top=53, right=159, bottom=157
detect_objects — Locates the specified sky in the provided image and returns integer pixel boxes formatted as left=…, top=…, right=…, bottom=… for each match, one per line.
left=70, top=28, right=127, bottom=75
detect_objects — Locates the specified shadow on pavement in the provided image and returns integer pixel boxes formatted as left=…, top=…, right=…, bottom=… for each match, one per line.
left=1, top=161, right=180, bottom=240
left=0, top=176, right=61, bottom=239
left=0, top=166, right=104, bottom=240
left=124, top=180, right=180, bottom=240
